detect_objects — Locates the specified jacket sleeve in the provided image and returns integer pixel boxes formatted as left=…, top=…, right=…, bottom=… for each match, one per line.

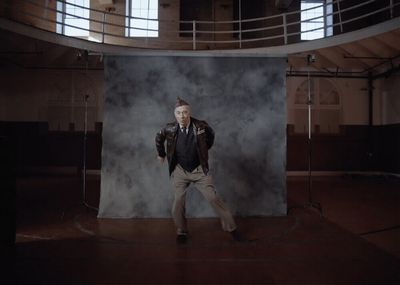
left=205, top=123, right=215, bottom=149
left=155, top=127, right=167, bottom=157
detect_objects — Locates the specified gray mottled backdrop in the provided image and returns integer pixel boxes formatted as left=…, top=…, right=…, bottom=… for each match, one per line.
left=98, top=56, right=287, bottom=218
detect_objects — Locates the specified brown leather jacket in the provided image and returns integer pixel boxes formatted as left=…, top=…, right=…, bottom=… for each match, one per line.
left=155, top=117, right=215, bottom=175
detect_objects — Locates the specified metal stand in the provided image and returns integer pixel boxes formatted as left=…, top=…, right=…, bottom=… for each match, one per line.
left=304, top=71, right=323, bottom=217
left=288, top=67, right=323, bottom=218
left=81, top=54, right=98, bottom=211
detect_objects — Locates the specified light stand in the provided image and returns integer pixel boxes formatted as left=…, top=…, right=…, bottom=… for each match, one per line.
left=81, top=52, right=98, bottom=211
left=304, top=69, right=323, bottom=217
left=288, top=54, right=323, bottom=218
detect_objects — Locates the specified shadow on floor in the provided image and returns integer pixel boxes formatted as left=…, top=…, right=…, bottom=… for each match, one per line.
left=8, top=174, right=400, bottom=285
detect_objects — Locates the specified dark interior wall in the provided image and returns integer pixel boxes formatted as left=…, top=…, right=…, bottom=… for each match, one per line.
left=232, top=0, right=301, bottom=46
left=0, top=135, right=16, bottom=245
left=180, top=0, right=213, bottom=36
left=287, top=125, right=395, bottom=172
left=0, top=135, right=15, bottom=282
left=1, top=122, right=399, bottom=174
left=372, top=124, right=400, bottom=173
left=233, top=0, right=266, bottom=39
left=332, top=0, right=398, bottom=35
left=98, top=55, right=287, bottom=218
left=0, top=122, right=102, bottom=172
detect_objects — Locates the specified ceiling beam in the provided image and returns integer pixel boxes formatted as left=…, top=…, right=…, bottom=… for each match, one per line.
left=315, top=48, right=345, bottom=68
left=375, top=32, right=400, bottom=50
left=337, top=45, right=373, bottom=70
left=364, top=53, right=400, bottom=75
left=357, top=37, right=397, bottom=58
left=349, top=42, right=382, bottom=58
left=346, top=42, right=398, bottom=74
left=287, top=54, right=328, bottom=73
left=286, top=71, right=368, bottom=79
left=372, top=63, right=400, bottom=80
left=313, top=50, right=342, bottom=69
left=316, top=47, right=362, bottom=71
left=373, top=37, right=399, bottom=54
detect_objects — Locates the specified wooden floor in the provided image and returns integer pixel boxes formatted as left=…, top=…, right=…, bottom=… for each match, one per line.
left=5, top=174, right=400, bottom=285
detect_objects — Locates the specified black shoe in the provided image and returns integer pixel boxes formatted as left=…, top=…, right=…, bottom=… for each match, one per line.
left=176, top=233, right=188, bottom=244
left=230, top=230, right=246, bottom=242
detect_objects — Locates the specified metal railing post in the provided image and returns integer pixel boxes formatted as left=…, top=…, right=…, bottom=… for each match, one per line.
left=283, top=13, right=287, bottom=45
left=239, top=0, right=242, bottom=48
left=102, top=12, right=106, bottom=43
left=192, top=20, right=196, bottom=50
left=337, top=0, right=344, bottom=33
left=6, top=0, right=397, bottom=51
left=390, top=0, right=393, bottom=18
left=62, top=1, right=66, bottom=35
left=323, top=1, right=327, bottom=37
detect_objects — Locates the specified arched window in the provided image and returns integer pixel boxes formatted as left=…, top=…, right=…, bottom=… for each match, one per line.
left=293, top=78, right=341, bottom=134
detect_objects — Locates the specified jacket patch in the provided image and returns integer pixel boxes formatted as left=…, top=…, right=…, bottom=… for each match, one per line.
left=197, top=129, right=205, bottom=135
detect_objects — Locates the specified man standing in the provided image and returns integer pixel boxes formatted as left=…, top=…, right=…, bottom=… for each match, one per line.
left=155, top=97, right=241, bottom=243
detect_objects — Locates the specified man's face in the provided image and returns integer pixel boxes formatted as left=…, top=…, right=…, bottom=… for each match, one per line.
left=174, top=105, right=191, bottom=127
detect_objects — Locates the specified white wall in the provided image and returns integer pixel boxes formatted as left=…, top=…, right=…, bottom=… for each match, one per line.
left=340, top=78, right=370, bottom=125
left=374, top=73, right=400, bottom=125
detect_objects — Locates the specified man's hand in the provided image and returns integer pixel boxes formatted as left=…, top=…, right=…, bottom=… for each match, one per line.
left=157, top=156, right=165, bottom=164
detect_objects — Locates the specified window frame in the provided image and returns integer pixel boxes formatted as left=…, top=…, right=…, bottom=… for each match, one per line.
left=125, top=0, right=159, bottom=38
left=56, top=0, right=90, bottom=38
left=300, top=0, right=333, bottom=41
left=292, top=77, right=342, bottom=135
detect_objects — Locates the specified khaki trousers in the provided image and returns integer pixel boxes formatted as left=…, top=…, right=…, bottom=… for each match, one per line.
left=171, top=165, right=237, bottom=234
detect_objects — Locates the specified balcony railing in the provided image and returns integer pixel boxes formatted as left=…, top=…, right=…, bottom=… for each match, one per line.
left=1, top=0, right=399, bottom=50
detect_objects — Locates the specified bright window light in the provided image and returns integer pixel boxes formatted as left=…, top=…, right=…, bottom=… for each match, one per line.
left=301, top=0, right=332, bottom=40
left=326, top=0, right=333, bottom=37
left=126, top=0, right=159, bottom=37
left=57, top=0, right=90, bottom=37
left=65, top=0, right=90, bottom=37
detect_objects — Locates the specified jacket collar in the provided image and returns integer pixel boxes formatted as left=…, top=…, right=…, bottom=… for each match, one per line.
left=178, top=118, right=191, bottom=130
